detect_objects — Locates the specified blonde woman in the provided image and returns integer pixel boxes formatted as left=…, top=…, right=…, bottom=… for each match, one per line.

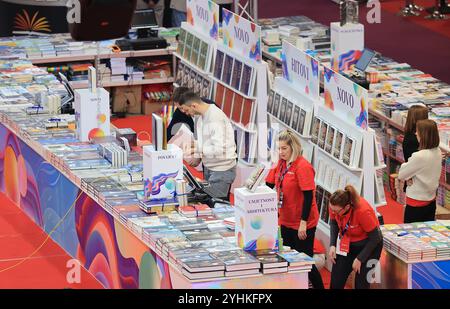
left=266, top=130, right=324, bottom=289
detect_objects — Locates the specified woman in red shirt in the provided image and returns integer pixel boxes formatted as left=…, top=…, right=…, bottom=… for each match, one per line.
left=266, top=130, right=324, bottom=289
left=328, top=185, right=383, bottom=289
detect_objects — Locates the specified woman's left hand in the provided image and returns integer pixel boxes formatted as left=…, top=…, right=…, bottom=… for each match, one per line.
left=352, top=258, right=362, bottom=274
left=298, top=220, right=307, bottom=240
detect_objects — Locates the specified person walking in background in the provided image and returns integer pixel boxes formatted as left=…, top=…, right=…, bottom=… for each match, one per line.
left=328, top=185, right=383, bottom=289
left=170, top=0, right=187, bottom=27
left=398, top=119, right=442, bottom=223
left=402, top=105, right=428, bottom=162
left=137, top=0, right=165, bottom=27
left=266, top=130, right=324, bottom=289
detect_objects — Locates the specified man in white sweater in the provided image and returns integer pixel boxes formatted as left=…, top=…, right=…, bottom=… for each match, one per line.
left=178, top=91, right=237, bottom=200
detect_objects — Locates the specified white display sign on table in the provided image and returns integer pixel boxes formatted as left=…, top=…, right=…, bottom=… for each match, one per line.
left=186, top=0, right=220, bottom=40
left=281, top=40, right=320, bottom=100
left=323, top=66, right=369, bottom=130
left=221, top=8, right=262, bottom=63
left=330, top=22, right=364, bottom=72
left=234, top=186, right=278, bottom=251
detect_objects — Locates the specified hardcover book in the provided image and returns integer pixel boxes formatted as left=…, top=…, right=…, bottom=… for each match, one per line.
left=222, top=54, right=234, bottom=85
left=325, top=126, right=336, bottom=154
left=273, top=93, right=281, bottom=117
left=240, top=64, right=254, bottom=96
left=333, top=130, right=344, bottom=160
left=342, top=136, right=355, bottom=166
left=318, top=122, right=328, bottom=149
left=285, top=101, right=294, bottom=126
left=311, top=117, right=321, bottom=144
left=213, top=50, right=225, bottom=80
left=231, top=59, right=243, bottom=91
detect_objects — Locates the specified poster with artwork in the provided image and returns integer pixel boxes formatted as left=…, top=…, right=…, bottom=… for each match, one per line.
left=281, top=41, right=320, bottom=100
left=323, top=67, right=369, bottom=130
left=186, top=0, right=220, bottom=40
left=221, top=8, right=262, bottom=63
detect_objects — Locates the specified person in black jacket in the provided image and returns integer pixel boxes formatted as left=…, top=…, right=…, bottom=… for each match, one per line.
left=402, top=105, right=428, bottom=162
left=167, top=87, right=216, bottom=141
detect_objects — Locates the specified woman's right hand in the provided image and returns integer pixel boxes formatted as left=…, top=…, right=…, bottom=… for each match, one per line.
left=329, top=246, right=337, bottom=264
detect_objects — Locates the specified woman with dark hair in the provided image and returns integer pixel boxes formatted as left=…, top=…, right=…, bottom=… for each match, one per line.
left=328, top=185, right=383, bottom=289
left=402, top=105, right=428, bottom=162
left=398, top=119, right=442, bottom=223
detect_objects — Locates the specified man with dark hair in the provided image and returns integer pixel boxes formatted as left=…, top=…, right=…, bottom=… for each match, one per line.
left=179, top=91, right=237, bottom=200
left=167, top=87, right=216, bottom=140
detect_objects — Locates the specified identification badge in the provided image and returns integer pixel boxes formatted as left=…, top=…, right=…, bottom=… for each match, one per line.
left=336, top=234, right=350, bottom=256
left=278, top=192, right=283, bottom=209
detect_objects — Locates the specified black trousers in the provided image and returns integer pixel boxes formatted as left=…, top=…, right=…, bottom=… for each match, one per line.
left=281, top=225, right=324, bottom=289
left=404, top=200, right=436, bottom=223
left=330, top=242, right=383, bottom=289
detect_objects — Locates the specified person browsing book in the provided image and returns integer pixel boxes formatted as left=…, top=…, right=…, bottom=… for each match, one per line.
left=167, top=87, right=216, bottom=141
left=328, top=185, right=383, bottom=289
left=265, top=130, right=324, bottom=289
left=179, top=91, right=237, bottom=200
left=402, top=105, right=428, bottom=163
left=398, top=119, right=442, bottom=223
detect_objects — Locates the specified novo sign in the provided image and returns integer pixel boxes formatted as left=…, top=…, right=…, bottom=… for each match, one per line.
left=195, top=5, right=209, bottom=22
left=234, top=26, right=250, bottom=44
left=337, top=87, right=355, bottom=108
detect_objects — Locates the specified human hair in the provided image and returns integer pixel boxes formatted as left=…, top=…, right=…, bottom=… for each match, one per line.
left=172, top=86, right=190, bottom=103
left=179, top=91, right=202, bottom=106
left=417, top=119, right=440, bottom=150
left=404, top=105, right=428, bottom=135
left=329, top=185, right=360, bottom=208
left=277, top=130, right=303, bottom=163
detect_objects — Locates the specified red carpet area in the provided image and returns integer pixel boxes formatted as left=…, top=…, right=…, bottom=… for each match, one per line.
left=381, top=0, right=450, bottom=39
left=0, top=193, right=103, bottom=289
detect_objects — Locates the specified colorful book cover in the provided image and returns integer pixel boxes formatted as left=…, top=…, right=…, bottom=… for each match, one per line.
left=215, top=83, right=226, bottom=108
left=240, top=64, right=253, bottom=96
left=222, top=88, right=234, bottom=118
left=241, top=98, right=255, bottom=127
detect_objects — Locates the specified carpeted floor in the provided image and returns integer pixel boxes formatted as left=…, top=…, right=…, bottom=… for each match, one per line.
left=0, top=193, right=104, bottom=289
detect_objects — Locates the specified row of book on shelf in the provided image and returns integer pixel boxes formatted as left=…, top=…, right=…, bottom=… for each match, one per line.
left=175, top=62, right=212, bottom=99
left=177, top=28, right=210, bottom=73
left=213, top=49, right=256, bottom=97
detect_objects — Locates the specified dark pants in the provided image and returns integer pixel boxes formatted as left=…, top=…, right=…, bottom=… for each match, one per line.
left=330, top=242, right=383, bottom=289
left=404, top=200, right=436, bottom=223
left=281, top=225, right=324, bottom=289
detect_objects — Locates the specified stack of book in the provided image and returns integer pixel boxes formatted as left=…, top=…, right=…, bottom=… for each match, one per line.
left=381, top=222, right=450, bottom=262
left=68, top=63, right=91, bottom=82
left=110, top=58, right=127, bottom=80
left=277, top=250, right=315, bottom=272
left=211, top=250, right=261, bottom=277
left=178, top=204, right=212, bottom=217
left=250, top=250, right=288, bottom=274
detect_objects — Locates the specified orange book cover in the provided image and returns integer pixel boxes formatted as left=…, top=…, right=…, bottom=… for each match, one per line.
left=222, top=88, right=234, bottom=118
left=241, top=98, right=255, bottom=127
left=232, top=93, right=243, bottom=123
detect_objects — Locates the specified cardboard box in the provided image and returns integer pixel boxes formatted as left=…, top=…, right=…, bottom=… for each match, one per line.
left=112, top=85, right=142, bottom=114
left=234, top=186, right=278, bottom=251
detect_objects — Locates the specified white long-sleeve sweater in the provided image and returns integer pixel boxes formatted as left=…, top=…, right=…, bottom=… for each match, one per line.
left=195, top=104, right=237, bottom=171
left=398, top=147, right=442, bottom=201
